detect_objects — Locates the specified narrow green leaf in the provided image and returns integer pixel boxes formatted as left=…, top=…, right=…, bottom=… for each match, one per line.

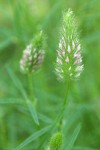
left=27, top=100, right=39, bottom=125
left=72, top=147, right=99, bottom=150
left=38, top=113, right=52, bottom=124
left=0, top=98, right=23, bottom=104
left=63, top=124, right=81, bottom=150
left=6, top=66, right=39, bottom=125
left=6, top=67, right=28, bottom=100
left=63, top=110, right=81, bottom=132
left=14, top=126, right=51, bottom=150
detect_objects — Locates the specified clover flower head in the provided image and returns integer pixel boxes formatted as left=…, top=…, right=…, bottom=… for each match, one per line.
left=55, top=9, right=84, bottom=81
left=20, top=31, right=46, bottom=74
left=49, top=132, right=63, bottom=150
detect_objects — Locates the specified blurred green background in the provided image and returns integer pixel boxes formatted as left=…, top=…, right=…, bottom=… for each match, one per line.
left=0, top=0, right=100, bottom=150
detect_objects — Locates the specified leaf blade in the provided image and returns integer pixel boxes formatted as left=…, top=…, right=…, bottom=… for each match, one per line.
left=63, top=124, right=81, bottom=150
left=14, top=126, right=51, bottom=150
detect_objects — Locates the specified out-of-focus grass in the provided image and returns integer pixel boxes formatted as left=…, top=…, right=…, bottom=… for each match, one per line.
left=0, top=0, right=100, bottom=149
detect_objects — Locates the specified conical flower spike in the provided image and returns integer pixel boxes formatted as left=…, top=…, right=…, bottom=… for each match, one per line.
left=55, top=9, right=84, bottom=81
left=20, top=31, right=46, bottom=74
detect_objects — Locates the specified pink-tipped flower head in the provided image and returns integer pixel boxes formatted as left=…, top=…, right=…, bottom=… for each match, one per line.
left=20, top=31, right=46, bottom=74
left=55, top=9, right=84, bottom=81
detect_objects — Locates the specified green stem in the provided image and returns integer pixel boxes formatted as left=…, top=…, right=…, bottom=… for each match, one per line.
left=38, top=80, right=70, bottom=149
left=28, top=74, right=34, bottom=103
left=27, top=74, right=39, bottom=125
left=63, top=80, right=70, bottom=109
left=59, top=79, right=70, bottom=129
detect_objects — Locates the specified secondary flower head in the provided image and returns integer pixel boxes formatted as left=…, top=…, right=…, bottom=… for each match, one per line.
left=48, top=132, right=63, bottom=150
left=20, top=31, right=46, bottom=73
left=55, top=9, right=84, bottom=81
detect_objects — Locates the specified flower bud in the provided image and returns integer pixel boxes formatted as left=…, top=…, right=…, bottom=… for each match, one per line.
left=55, top=9, right=84, bottom=81
left=20, top=31, right=46, bottom=73
left=49, top=132, right=63, bottom=150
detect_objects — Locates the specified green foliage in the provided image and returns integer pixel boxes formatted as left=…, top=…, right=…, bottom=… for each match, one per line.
left=63, top=124, right=81, bottom=150
left=0, top=0, right=100, bottom=150
left=6, top=66, right=39, bottom=125
left=14, top=126, right=51, bottom=150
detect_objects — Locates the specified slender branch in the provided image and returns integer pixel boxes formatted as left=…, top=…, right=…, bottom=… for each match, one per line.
left=59, top=79, right=70, bottom=129
left=28, top=74, right=34, bottom=103
left=38, top=80, right=70, bottom=149
left=63, top=80, right=70, bottom=110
